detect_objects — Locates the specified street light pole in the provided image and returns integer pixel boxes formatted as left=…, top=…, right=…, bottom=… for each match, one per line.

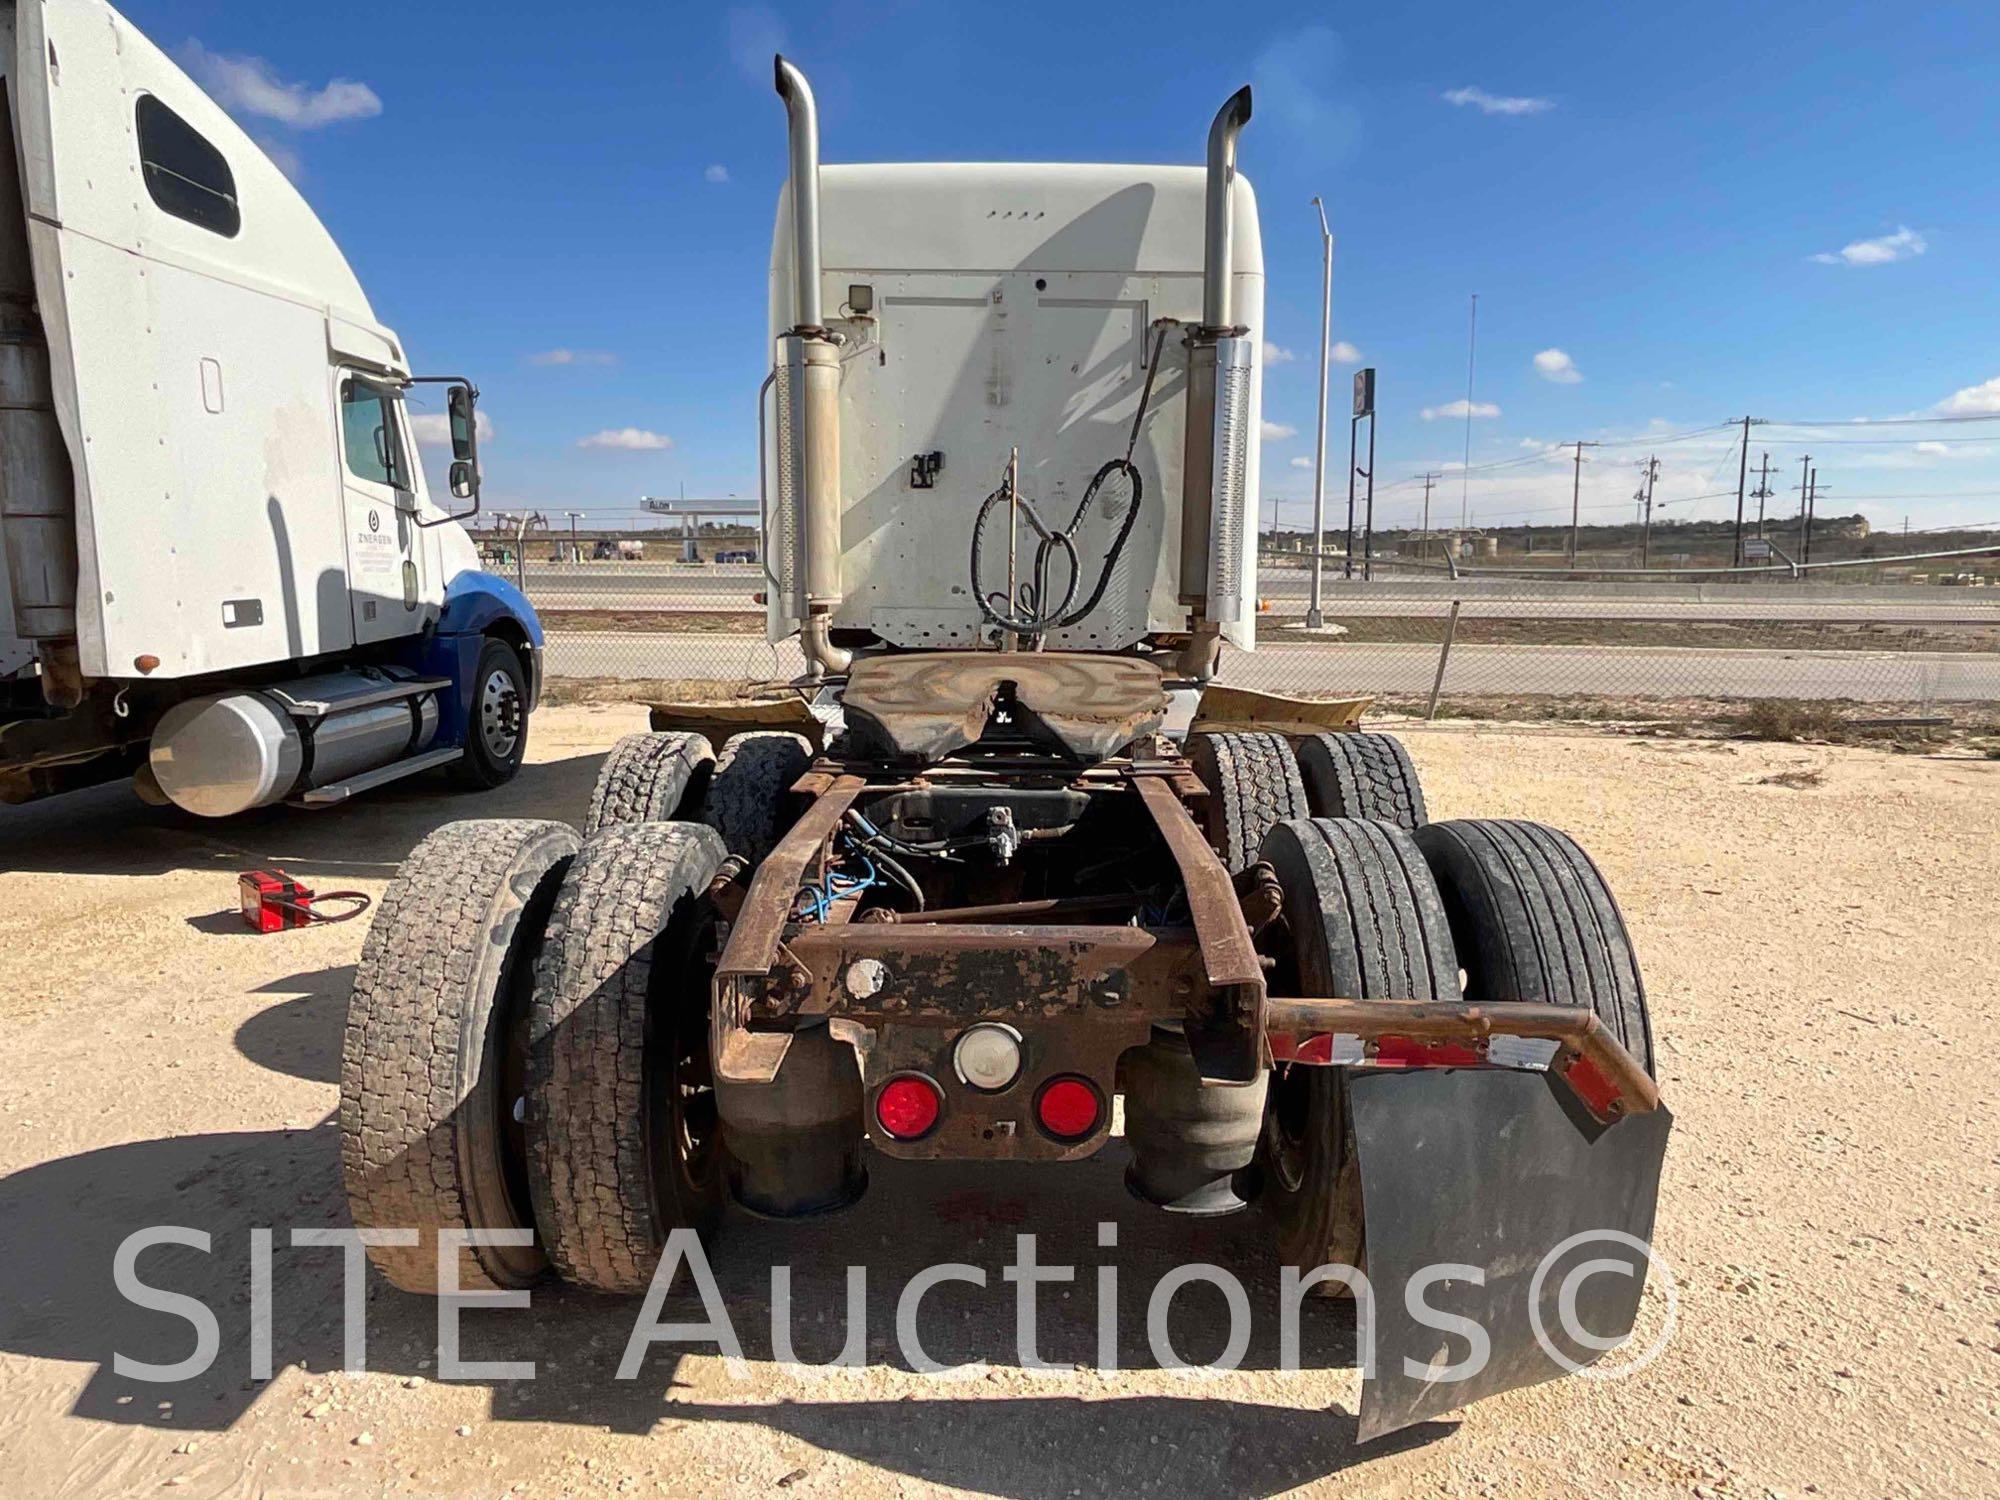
left=1307, top=197, right=1333, bottom=627
left=564, top=509, right=582, bottom=564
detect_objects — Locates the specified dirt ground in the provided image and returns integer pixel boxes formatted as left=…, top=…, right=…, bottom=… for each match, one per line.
left=1, top=704, right=1995, bottom=1499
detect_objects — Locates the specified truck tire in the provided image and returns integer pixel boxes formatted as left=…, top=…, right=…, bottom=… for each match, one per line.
left=1256, top=817, right=1459, bottom=1271
left=525, top=821, right=730, bottom=1292
left=1414, top=819, right=1655, bottom=1076
left=452, top=637, right=531, bottom=790
left=1295, top=730, right=1428, bottom=830
left=1188, top=730, right=1309, bottom=872
left=703, top=732, right=813, bottom=865
left=340, top=818, right=578, bottom=1293
left=585, top=732, right=714, bottom=835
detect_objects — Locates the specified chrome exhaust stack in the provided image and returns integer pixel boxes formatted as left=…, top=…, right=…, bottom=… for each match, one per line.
left=1177, top=86, right=1254, bottom=679
left=773, top=55, right=849, bottom=677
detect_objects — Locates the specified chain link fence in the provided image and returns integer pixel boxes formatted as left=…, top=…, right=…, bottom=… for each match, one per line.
left=519, top=554, right=2000, bottom=723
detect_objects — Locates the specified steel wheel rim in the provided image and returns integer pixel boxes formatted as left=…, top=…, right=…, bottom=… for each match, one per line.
left=478, top=667, right=521, bottom=761
left=1267, top=1064, right=1313, bottom=1193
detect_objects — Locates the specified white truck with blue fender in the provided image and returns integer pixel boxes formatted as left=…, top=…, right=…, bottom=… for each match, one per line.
left=0, top=0, right=541, bottom=815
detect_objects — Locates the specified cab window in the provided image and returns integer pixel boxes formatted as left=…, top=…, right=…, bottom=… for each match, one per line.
left=340, top=378, right=408, bottom=488
left=136, top=96, right=241, bottom=237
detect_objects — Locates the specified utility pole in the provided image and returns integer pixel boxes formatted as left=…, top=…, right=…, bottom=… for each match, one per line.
left=1344, top=409, right=1359, bottom=581
left=1307, top=197, right=1334, bottom=627
left=1731, top=416, right=1753, bottom=567
left=1751, top=453, right=1774, bottom=537
left=1361, top=410, right=1378, bottom=581
left=1796, top=454, right=1812, bottom=560
left=1637, top=455, right=1660, bottom=568
left=1568, top=440, right=1599, bottom=569
left=1417, top=472, right=1441, bottom=565
left=1803, top=467, right=1820, bottom=566
left=1459, top=293, right=1478, bottom=528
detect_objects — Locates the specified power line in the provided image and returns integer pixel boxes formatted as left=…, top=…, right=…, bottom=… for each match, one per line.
left=1766, top=411, right=2000, bottom=427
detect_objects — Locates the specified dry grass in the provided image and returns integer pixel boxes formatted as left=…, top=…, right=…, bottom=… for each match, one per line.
left=1756, top=766, right=1828, bottom=790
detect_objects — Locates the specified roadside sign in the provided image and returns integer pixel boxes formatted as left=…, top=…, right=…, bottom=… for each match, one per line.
left=1353, top=367, right=1376, bottom=418
left=1743, top=537, right=1773, bottom=561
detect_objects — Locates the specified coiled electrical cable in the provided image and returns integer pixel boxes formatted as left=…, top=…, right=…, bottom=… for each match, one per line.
left=969, top=322, right=1173, bottom=641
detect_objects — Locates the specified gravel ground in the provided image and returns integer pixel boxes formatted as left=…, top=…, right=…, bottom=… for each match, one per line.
left=0, top=705, right=1995, bottom=1499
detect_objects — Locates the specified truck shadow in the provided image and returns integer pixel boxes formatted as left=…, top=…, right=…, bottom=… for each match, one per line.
left=0, top=749, right=606, bottom=878
left=231, top=966, right=357, bottom=1084
left=0, top=1117, right=1444, bottom=1494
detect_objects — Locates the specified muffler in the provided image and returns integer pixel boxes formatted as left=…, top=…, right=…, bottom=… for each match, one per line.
left=1177, top=86, right=1254, bottom=677
left=773, top=56, right=849, bottom=678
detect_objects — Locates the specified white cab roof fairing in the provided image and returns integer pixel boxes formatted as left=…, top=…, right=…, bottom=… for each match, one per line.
left=768, top=163, right=1263, bottom=654
left=10, top=0, right=389, bottom=338
left=7, top=0, right=444, bottom=679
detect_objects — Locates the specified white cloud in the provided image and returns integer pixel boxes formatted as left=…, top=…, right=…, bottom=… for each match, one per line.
left=1289, top=456, right=1315, bottom=470
left=1331, top=340, right=1361, bottom=364
left=1421, top=399, right=1501, bottom=421
left=528, top=349, right=619, bottom=367
left=579, top=427, right=673, bottom=451
left=1443, top=86, right=1553, bottom=117
left=1263, top=342, right=1296, bottom=365
left=1914, top=440, right=1951, bottom=456
left=179, top=42, right=382, bottom=129
left=1262, top=421, right=1298, bottom=440
left=1533, top=348, right=1582, bottom=384
left=1938, top=375, right=2000, bottom=416
left=1811, top=226, right=1927, bottom=267
left=704, top=163, right=730, bottom=184
left=409, top=410, right=495, bottom=446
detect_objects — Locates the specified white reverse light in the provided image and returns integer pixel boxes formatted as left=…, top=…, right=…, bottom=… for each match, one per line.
left=952, top=1023, right=1023, bottom=1092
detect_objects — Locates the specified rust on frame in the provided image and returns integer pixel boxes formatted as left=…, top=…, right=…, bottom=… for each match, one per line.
left=712, top=774, right=866, bottom=1082
left=1264, top=996, right=1662, bottom=1125
left=1132, top=774, right=1265, bottom=1080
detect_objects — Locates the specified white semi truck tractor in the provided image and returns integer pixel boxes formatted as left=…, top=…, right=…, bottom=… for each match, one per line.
left=0, top=0, right=543, bottom=815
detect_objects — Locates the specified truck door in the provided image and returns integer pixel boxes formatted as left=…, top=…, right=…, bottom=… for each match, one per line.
left=335, top=373, right=422, bottom=644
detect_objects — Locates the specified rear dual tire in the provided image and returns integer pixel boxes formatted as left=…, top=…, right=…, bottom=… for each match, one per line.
left=341, top=816, right=733, bottom=1297
left=586, top=731, right=714, bottom=834
left=526, top=821, right=731, bottom=1292
left=1257, top=818, right=1458, bottom=1269
left=341, top=819, right=576, bottom=1292
left=1295, top=731, right=1428, bottom=831
left=1256, top=815, right=1655, bottom=1270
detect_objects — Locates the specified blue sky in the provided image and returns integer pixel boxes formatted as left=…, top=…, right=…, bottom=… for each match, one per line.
left=127, top=1, right=2000, bottom=535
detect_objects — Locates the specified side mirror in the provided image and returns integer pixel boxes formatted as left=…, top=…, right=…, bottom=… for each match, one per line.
left=448, top=383, right=477, bottom=463
left=406, top=374, right=481, bottom=526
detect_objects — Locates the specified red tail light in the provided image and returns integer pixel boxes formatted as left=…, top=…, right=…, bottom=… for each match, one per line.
left=1034, top=1076, right=1102, bottom=1140
left=875, top=1075, right=942, bottom=1140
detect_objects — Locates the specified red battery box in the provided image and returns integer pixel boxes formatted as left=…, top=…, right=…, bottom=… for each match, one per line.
left=240, top=869, right=315, bottom=932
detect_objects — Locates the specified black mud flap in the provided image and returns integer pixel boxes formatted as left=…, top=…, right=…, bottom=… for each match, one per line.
left=1348, top=1069, right=1672, bottom=1442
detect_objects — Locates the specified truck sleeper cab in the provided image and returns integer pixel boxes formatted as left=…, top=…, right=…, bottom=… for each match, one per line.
left=0, top=0, right=541, bottom=813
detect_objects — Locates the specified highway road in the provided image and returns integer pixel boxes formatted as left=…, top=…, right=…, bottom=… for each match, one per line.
left=541, top=630, right=2000, bottom=702
left=516, top=563, right=2000, bottom=624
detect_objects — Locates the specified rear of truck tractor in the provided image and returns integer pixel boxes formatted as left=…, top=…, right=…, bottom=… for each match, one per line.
left=338, top=56, right=1670, bottom=1438
left=340, top=656, right=1670, bottom=1437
